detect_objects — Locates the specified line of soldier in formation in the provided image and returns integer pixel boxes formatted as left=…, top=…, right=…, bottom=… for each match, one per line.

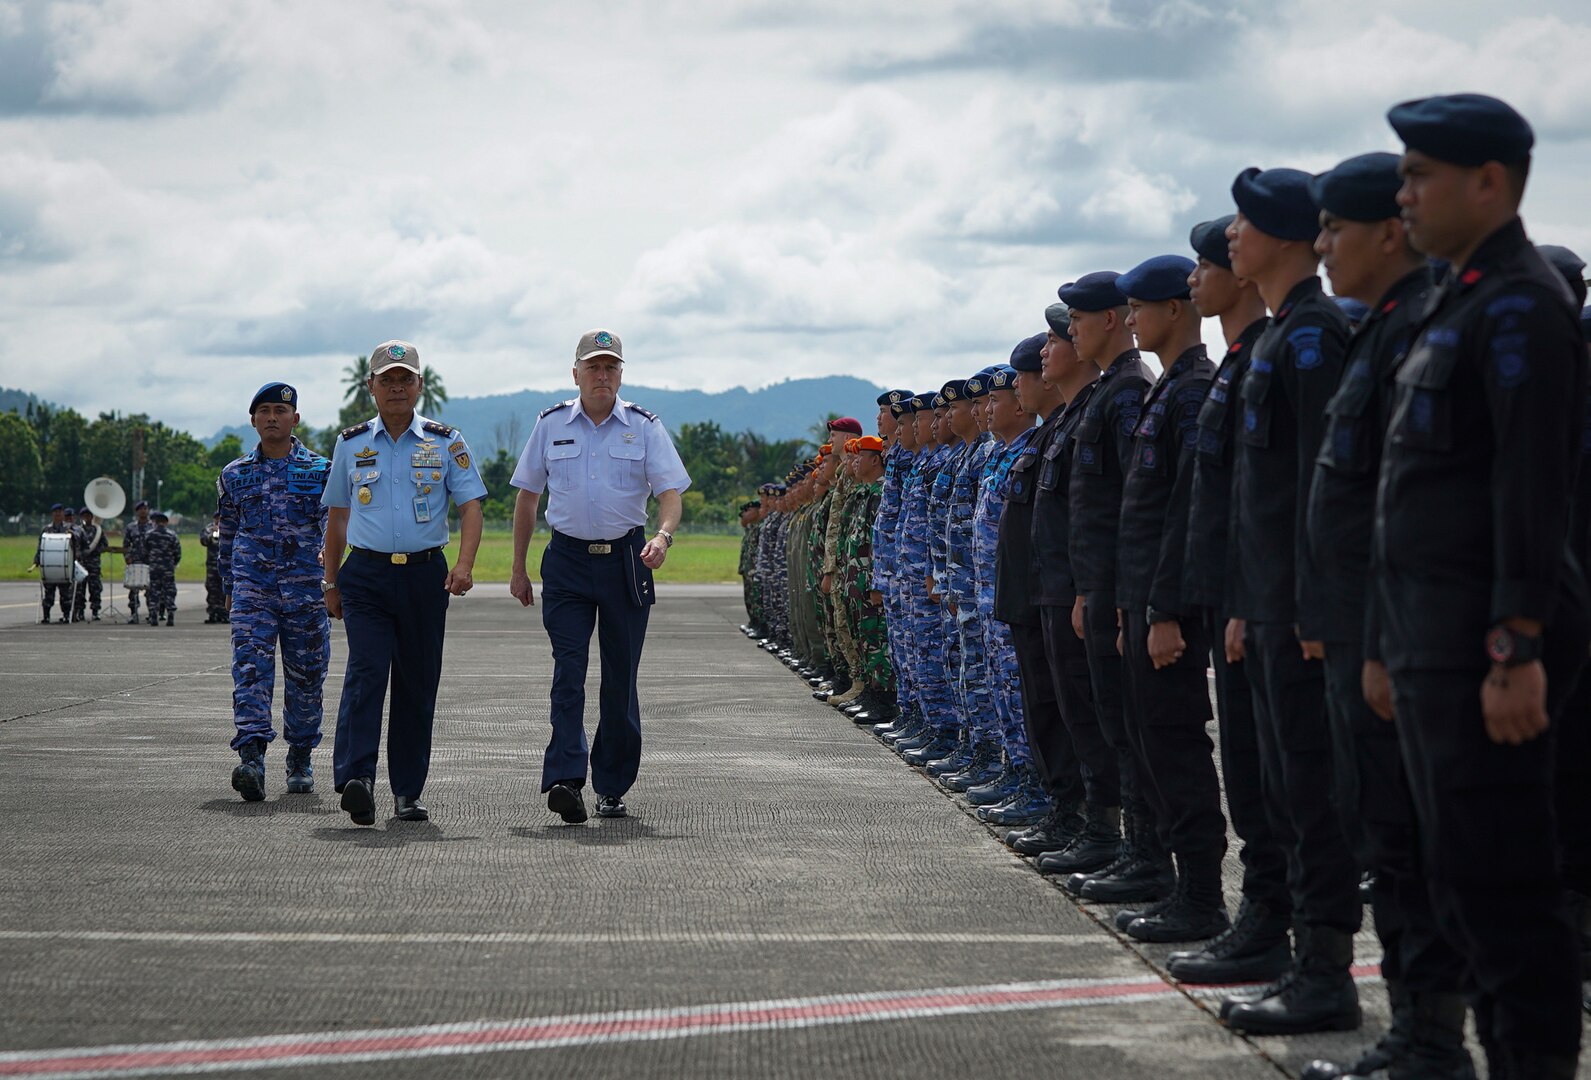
left=33, top=499, right=182, bottom=625
left=738, top=93, right=1591, bottom=1080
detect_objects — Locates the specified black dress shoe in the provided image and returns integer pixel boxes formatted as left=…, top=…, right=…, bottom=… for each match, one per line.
left=596, top=794, right=627, bottom=818
left=393, top=795, right=429, bottom=821
left=547, top=783, right=588, bottom=824
left=340, top=777, right=376, bottom=826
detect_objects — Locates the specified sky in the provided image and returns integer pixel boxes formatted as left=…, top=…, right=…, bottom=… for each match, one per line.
left=3, top=0, right=1590, bottom=437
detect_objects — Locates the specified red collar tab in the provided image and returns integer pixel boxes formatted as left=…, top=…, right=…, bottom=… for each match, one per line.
left=1381, top=299, right=1399, bottom=314
left=1459, top=268, right=1484, bottom=286
left=1275, top=303, right=1294, bottom=319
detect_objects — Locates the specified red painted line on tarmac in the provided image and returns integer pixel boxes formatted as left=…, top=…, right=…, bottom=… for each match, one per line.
left=0, top=964, right=1385, bottom=1078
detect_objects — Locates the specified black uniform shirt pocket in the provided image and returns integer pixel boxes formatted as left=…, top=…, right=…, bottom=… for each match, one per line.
left=1133, top=406, right=1164, bottom=475
left=1318, top=357, right=1376, bottom=473
left=1073, top=414, right=1105, bottom=475
left=1037, top=438, right=1065, bottom=491
left=1238, top=357, right=1274, bottom=449
left=1007, top=450, right=1039, bottom=504
left=1391, top=329, right=1461, bottom=453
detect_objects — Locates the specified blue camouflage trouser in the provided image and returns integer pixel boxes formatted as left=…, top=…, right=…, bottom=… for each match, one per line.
left=982, top=614, right=1030, bottom=768
left=908, top=593, right=957, bottom=732
left=954, top=605, right=995, bottom=743
left=230, top=578, right=331, bottom=751
left=938, top=601, right=967, bottom=733
left=884, top=578, right=916, bottom=714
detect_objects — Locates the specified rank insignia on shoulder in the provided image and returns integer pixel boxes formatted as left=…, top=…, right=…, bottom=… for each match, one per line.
left=340, top=421, right=373, bottom=441
left=539, top=399, right=575, bottom=419
left=421, top=420, right=453, bottom=437
left=624, top=403, right=658, bottom=422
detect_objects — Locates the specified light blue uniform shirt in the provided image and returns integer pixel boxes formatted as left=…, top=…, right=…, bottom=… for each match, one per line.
left=510, top=396, right=691, bottom=541
left=322, top=413, right=488, bottom=553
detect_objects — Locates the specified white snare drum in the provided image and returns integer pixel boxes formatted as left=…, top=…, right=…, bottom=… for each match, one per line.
left=38, top=533, right=74, bottom=584
left=124, top=564, right=150, bottom=589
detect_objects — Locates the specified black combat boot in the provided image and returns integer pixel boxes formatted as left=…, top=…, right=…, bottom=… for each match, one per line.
left=924, top=729, right=974, bottom=777
left=1043, top=804, right=1123, bottom=877
left=1124, top=855, right=1230, bottom=943
left=977, top=769, right=1051, bottom=826
left=1301, top=980, right=1413, bottom=1079
left=940, top=740, right=1002, bottom=792
left=1168, top=896, right=1292, bottom=984
left=231, top=740, right=266, bottom=802
left=1077, top=814, right=1175, bottom=903
left=285, top=745, right=314, bottom=794
left=1225, top=925, right=1360, bottom=1035
left=1007, top=802, right=1083, bottom=856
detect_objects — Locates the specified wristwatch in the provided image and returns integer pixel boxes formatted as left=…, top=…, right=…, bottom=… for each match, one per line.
left=320, top=579, right=339, bottom=594
left=656, top=530, right=675, bottom=548
left=1486, top=624, right=1543, bottom=667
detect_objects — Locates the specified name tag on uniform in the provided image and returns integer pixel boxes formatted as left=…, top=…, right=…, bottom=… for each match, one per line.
left=554, top=439, right=575, bottom=446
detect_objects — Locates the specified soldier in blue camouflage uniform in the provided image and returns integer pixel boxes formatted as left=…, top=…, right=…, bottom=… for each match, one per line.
left=120, top=500, right=154, bottom=626
left=873, top=395, right=920, bottom=731
left=216, top=382, right=333, bottom=801
left=72, top=507, right=109, bottom=622
left=974, top=364, right=1048, bottom=824
left=200, top=512, right=229, bottom=623
left=144, top=510, right=182, bottom=625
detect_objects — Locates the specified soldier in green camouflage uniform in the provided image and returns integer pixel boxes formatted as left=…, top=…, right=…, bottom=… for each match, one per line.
left=738, top=499, right=764, bottom=636
left=841, top=439, right=891, bottom=704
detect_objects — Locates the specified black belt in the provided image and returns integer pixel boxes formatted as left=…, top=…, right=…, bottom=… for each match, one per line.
left=550, top=528, right=640, bottom=556
left=350, top=546, right=442, bottom=565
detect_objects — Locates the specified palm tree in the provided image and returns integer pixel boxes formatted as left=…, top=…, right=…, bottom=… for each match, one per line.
left=420, top=365, right=448, bottom=416
left=342, top=356, right=374, bottom=415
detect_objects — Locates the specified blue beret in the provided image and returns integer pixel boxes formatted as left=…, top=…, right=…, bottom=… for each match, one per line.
left=1057, top=271, right=1127, bottom=312
left=932, top=393, right=947, bottom=409
left=250, top=381, right=298, bottom=414
left=151, top=509, right=169, bottom=522
left=79, top=506, right=91, bottom=516
left=964, top=374, right=991, bottom=399
left=1388, top=93, right=1533, bottom=167
left=1189, top=216, right=1235, bottom=269
left=134, top=500, right=148, bottom=510
left=939, top=379, right=969, bottom=403
left=1334, top=296, right=1371, bottom=326
left=1539, top=245, right=1588, bottom=309
left=50, top=502, right=63, bottom=511
left=1044, top=303, right=1071, bottom=335
left=1117, top=254, right=1195, bottom=302
left=63, top=506, right=75, bottom=515
left=1010, top=333, right=1045, bottom=372
left=1309, top=152, right=1403, bottom=223
left=1581, top=306, right=1591, bottom=339
left=988, top=365, right=1018, bottom=390
left=1233, top=167, right=1319, bottom=242
left=908, top=394, right=930, bottom=411
left=881, top=388, right=912, bottom=409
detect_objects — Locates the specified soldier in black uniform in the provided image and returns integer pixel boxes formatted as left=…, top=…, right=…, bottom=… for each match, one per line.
left=1368, top=93, right=1586, bottom=1079
left=1055, top=272, right=1168, bottom=906
left=1298, top=153, right=1465, bottom=1080
left=1113, top=255, right=1227, bottom=944
left=1027, top=305, right=1123, bottom=877
left=1221, top=167, right=1360, bottom=1036
left=996, top=331, right=1085, bottom=857
left=1166, top=218, right=1291, bottom=985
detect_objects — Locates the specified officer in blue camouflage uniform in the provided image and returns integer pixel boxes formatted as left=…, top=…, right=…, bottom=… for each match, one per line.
left=217, top=381, right=333, bottom=802
left=874, top=395, right=923, bottom=735
left=973, top=362, right=1046, bottom=825
left=119, top=500, right=154, bottom=626
left=144, top=510, right=182, bottom=625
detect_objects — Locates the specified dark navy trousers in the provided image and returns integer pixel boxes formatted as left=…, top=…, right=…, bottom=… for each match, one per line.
left=540, top=529, right=651, bottom=798
left=332, top=550, right=448, bottom=799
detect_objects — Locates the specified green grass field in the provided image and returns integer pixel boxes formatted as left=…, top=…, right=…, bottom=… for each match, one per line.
left=1, top=532, right=745, bottom=584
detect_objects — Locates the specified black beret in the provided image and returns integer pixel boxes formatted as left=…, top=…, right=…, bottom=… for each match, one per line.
left=1189, top=215, right=1235, bottom=269
left=50, top=502, right=63, bottom=511
left=1539, top=244, right=1588, bottom=310
left=134, top=500, right=148, bottom=510
left=1056, top=271, right=1127, bottom=312
left=250, top=381, right=298, bottom=414
left=939, top=378, right=969, bottom=403
left=1009, top=333, right=1045, bottom=372
left=1232, top=167, right=1319, bottom=242
left=1043, top=302, right=1071, bottom=335
left=151, top=509, right=169, bottom=522
left=1308, top=152, right=1403, bottom=223
left=1388, top=93, right=1534, bottom=167
left=1117, top=254, right=1195, bottom=302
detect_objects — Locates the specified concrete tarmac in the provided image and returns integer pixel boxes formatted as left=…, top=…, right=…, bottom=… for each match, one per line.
left=0, top=582, right=1583, bottom=1078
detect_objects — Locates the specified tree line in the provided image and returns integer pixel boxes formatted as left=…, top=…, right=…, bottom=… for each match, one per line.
left=2, top=361, right=826, bottom=527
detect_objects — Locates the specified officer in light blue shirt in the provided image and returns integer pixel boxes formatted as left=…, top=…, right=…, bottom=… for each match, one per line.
left=509, top=328, right=691, bottom=824
left=321, top=339, right=487, bottom=826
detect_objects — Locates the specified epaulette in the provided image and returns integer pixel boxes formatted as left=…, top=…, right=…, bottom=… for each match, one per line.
left=340, top=421, right=372, bottom=441
left=624, top=402, right=658, bottom=422
left=421, top=420, right=454, bottom=437
left=539, top=399, right=575, bottom=419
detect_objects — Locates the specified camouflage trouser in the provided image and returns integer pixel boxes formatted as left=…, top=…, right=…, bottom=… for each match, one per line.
left=906, top=589, right=957, bottom=732
left=937, top=600, right=967, bottom=734
left=229, top=580, right=331, bottom=751
left=149, top=569, right=177, bottom=616
left=849, top=601, right=892, bottom=692
left=832, top=589, right=863, bottom=680
left=884, top=578, right=915, bottom=711
left=205, top=564, right=227, bottom=618
left=954, top=605, right=995, bottom=743
left=72, top=571, right=102, bottom=618
left=983, top=615, right=1031, bottom=768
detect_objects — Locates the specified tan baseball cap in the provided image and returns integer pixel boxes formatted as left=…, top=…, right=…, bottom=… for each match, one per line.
left=370, top=340, right=421, bottom=376
left=576, top=329, right=623, bottom=363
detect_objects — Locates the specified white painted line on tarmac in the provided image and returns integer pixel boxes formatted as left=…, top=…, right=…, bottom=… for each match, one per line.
left=0, top=974, right=1188, bottom=1078
left=0, top=929, right=1096, bottom=946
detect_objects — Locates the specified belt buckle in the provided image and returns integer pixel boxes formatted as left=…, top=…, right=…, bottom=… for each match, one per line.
left=391, top=552, right=409, bottom=565
left=588, top=543, right=611, bottom=555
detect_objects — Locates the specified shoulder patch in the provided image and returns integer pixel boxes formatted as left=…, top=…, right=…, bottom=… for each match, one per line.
left=421, top=420, right=453, bottom=437
left=539, top=399, right=575, bottom=419
left=624, top=402, right=659, bottom=422
left=1288, top=326, right=1326, bottom=370
left=339, top=421, right=372, bottom=441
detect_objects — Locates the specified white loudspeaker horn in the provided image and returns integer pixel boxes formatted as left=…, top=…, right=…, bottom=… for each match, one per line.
left=84, top=476, right=126, bottom=519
